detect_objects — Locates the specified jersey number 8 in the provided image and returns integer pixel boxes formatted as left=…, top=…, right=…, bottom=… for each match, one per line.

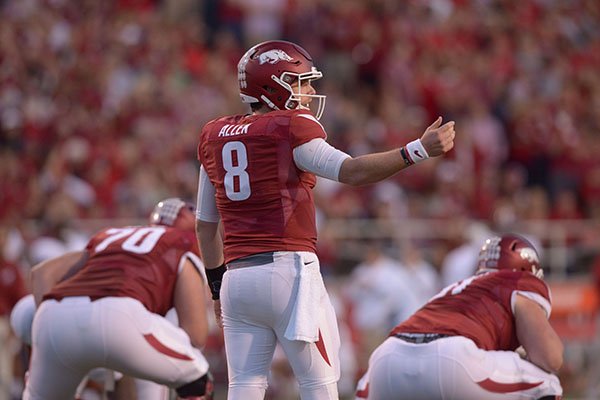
left=222, top=141, right=251, bottom=201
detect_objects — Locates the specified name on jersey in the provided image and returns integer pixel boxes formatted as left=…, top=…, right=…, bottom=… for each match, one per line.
left=218, top=124, right=250, bottom=137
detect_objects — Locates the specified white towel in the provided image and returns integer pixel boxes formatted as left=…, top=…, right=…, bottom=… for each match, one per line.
left=284, top=253, right=324, bottom=342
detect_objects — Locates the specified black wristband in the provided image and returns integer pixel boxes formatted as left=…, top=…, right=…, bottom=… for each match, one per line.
left=205, top=264, right=227, bottom=300
left=400, top=146, right=414, bottom=166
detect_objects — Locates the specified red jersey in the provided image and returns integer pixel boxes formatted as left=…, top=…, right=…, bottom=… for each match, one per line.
left=391, top=270, right=552, bottom=351
left=0, top=260, right=28, bottom=316
left=44, top=225, right=202, bottom=316
left=198, top=109, right=327, bottom=263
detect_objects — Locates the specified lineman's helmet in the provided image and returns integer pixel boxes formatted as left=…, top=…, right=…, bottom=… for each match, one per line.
left=477, top=234, right=543, bottom=278
left=149, top=198, right=194, bottom=227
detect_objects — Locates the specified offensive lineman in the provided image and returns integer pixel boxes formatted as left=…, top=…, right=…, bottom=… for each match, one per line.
left=195, top=40, right=456, bottom=400
left=24, top=198, right=214, bottom=400
left=355, top=234, right=563, bottom=400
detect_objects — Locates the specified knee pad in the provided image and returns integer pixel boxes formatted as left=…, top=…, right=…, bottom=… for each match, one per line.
left=176, top=372, right=214, bottom=399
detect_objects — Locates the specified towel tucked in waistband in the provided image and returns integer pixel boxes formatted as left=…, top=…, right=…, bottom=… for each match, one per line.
left=284, top=252, right=324, bottom=343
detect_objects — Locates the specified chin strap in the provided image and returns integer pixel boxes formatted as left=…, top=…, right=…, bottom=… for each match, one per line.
left=260, top=94, right=280, bottom=111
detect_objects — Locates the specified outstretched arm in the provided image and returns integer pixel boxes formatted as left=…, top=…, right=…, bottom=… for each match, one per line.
left=514, top=294, right=563, bottom=373
left=338, top=117, right=455, bottom=186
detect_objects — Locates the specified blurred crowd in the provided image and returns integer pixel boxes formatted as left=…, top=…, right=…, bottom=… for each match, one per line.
left=1, top=0, right=599, bottom=267
left=1, top=0, right=600, bottom=398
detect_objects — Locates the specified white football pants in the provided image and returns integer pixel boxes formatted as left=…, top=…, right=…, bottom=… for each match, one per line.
left=221, top=251, right=340, bottom=400
left=362, top=336, right=562, bottom=400
left=24, top=296, right=209, bottom=400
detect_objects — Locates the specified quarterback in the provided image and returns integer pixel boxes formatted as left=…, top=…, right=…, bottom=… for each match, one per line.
left=196, top=39, right=456, bottom=400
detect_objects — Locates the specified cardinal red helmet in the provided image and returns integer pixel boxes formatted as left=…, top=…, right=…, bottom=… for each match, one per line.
left=477, top=234, right=543, bottom=278
left=237, top=40, right=326, bottom=119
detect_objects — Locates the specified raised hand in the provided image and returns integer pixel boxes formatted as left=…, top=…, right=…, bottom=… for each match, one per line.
left=420, top=116, right=456, bottom=157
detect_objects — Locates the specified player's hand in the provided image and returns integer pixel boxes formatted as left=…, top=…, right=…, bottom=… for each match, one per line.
left=213, top=300, right=223, bottom=329
left=419, top=116, right=455, bottom=157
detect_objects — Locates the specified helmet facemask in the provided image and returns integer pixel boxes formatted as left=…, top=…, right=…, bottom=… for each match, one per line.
left=272, top=68, right=326, bottom=119
left=149, top=198, right=193, bottom=227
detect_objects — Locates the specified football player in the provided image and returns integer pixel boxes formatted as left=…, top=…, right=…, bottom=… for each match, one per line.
left=355, top=234, right=563, bottom=400
left=24, top=198, right=214, bottom=400
left=195, top=40, right=456, bottom=400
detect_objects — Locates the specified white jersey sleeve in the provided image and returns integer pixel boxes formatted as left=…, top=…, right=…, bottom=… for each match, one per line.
left=293, top=138, right=351, bottom=182
left=511, top=290, right=552, bottom=318
left=196, top=165, right=220, bottom=223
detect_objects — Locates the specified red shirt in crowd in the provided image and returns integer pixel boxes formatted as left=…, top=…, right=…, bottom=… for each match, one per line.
left=0, top=260, right=28, bottom=316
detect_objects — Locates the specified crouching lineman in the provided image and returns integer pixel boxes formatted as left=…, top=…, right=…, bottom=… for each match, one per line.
left=24, top=198, right=214, bottom=400
left=356, top=233, right=563, bottom=400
